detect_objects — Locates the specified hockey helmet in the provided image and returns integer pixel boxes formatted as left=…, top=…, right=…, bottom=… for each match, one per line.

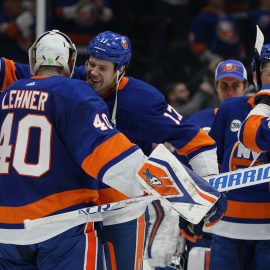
left=87, top=31, right=131, bottom=70
left=251, top=43, right=270, bottom=72
left=28, top=29, right=77, bottom=77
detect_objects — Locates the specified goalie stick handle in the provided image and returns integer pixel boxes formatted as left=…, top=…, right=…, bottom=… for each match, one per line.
left=24, top=195, right=156, bottom=229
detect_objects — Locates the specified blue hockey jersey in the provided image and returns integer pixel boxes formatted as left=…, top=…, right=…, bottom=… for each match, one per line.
left=189, top=107, right=218, bottom=133
left=0, top=59, right=218, bottom=211
left=239, top=84, right=270, bottom=153
left=206, top=96, right=270, bottom=240
left=0, top=75, right=145, bottom=237
left=0, top=58, right=215, bottom=158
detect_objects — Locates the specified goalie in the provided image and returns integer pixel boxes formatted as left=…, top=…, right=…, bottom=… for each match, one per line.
left=0, top=30, right=226, bottom=270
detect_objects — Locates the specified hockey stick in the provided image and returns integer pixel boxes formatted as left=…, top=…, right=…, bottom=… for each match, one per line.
left=24, top=195, right=156, bottom=230
left=24, top=162, right=270, bottom=229
left=206, top=162, right=270, bottom=192
left=254, top=25, right=264, bottom=90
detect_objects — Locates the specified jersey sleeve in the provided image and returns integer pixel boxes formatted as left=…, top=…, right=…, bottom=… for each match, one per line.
left=134, top=94, right=216, bottom=160
left=0, top=58, right=31, bottom=91
left=58, top=82, right=145, bottom=197
left=238, top=104, right=270, bottom=152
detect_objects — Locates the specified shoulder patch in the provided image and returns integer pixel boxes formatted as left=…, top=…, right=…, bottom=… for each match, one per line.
left=230, top=119, right=241, bottom=132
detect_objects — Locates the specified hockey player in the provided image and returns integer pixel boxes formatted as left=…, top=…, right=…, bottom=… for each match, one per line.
left=82, top=31, right=227, bottom=269
left=183, top=60, right=247, bottom=270
left=0, top=29, right=227, bottom=270
left=0, top=31, right=226, bottom=269
left=239, top=43, right=270, bottom=155
left=189, top=59, right=247, bottom=133
left=206, top=50, right=270, bottom=270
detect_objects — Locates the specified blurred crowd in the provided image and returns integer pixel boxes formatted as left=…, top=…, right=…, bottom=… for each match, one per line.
left=0, top=0, right=267, bottom=116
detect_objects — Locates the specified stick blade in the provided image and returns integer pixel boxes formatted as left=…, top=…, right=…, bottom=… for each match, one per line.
left=255, top=25, right=264, bottom=54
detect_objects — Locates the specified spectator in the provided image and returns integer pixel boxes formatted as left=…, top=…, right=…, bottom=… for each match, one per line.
left=190, top=0, right=241, bottom=64
left=0, top=0, right=35, bottom=62
left=53, top=0, right=113, bottom=45
left=148, top=0, right=191, bottom=87
left=166, top=81, right=217, bottom=118
left=251, top=0, right=270, bottom=44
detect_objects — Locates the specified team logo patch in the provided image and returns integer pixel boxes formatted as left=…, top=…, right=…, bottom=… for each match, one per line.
left=230, top=119, right=241, bottom=132
left=143, top=168, right=162, bottom=186
left=121, top=38, right=128, bottom=49
left=138, top=163, right=182, bottom=197
left=223, top=63, right=236, bottom=72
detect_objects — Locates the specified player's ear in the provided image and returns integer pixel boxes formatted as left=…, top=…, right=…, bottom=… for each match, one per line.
left=118, top=65, right=126, bottom=75
left=243, top=80, right=248, bottom=90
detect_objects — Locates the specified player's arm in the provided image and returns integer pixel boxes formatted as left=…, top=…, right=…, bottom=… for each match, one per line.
left=0, top=58, right=31, bottom=91
left=238, top=85, right=270, bottom=152
left=59, top=82, right=225, bottom=221
left=61, top=85, right=145, bottom=197
left=134, top=93, right=218, bottom=177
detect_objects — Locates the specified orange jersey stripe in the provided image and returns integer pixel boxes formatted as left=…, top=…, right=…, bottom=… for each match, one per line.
left=118, top=77, right=129, bottom=90
left=84, top=222, right=98, bottom=270
left=135, top=215, right=146, bottom=270
left=247, top=96, right=255, bottom=107
left=82, top=133, right=135, bottom=179
left=96, top=187, right=128, bottom=205
left=205, top=250, right=210, bottom=270
left=148, top=202, right=164, bottom=248
left=0, top=189, right=98, bottom=224
left=225, top=200, right=270, bottom=219
left=194, top=187, right=217, bottom=204
left=2, top=58, right=17, bottom=91
left=176, top=129, right=215, bottom=156
left=242, top=115, right=265, bottom=152
left=107, top=242, right=118, bottom=270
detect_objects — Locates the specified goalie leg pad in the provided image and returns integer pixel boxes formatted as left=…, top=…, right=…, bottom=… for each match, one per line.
left=144, top=201, right=180, bottom=267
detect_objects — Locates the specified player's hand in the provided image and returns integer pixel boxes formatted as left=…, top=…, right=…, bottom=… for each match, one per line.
left=179, top=218, right=204, bottom=243
left=179, top=193, right=226, bottom=242
left=203, top=192, right=227, bottom=227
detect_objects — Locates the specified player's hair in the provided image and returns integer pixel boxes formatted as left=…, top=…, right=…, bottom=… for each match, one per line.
left=28, top=29, right=77, bottom=77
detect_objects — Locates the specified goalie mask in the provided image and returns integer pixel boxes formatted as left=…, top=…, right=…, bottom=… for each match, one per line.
left=28, top=29, right=77, bottom=77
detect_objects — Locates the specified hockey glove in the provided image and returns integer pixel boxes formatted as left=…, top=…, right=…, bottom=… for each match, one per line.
left=179, top=193, right=227, bottom=242
left=203, top=192, right=227, bottom=227
left=254, top=85, right=270, bottom=105
left=179, top=217, right=204, bottom=243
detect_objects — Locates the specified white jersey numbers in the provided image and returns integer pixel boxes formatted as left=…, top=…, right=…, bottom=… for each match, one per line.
left=93, top=113, right=113, bottom=131
left=0, top=113, right=52, bottom=177
left=163, top=105, right=182, bottom=125
left=0, top=113, right=13, bottom=173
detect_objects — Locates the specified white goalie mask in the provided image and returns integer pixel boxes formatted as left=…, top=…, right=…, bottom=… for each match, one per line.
left=28, top=29, right=77, bottom=77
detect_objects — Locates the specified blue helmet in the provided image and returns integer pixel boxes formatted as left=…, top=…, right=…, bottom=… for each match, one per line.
left=251, top=44, right=270, bottom=72
left=87, top=31, right=132, bottom=70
